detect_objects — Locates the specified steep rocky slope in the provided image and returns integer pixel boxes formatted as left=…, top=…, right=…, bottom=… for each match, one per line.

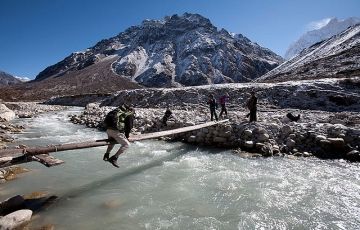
left=257, top=24, right=360, bottom=83
left=0, top=57, right=140, bottom=101
left=35, top=13, right=283, bottom=87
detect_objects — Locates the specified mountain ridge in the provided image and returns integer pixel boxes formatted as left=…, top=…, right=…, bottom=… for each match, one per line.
left=257, top=24, right=360, bottom=83
left=34, top=13, right=283, bottom=87
left=0, top=70, right=22, bottom=86
left=285, top=17, right=360, bottom=59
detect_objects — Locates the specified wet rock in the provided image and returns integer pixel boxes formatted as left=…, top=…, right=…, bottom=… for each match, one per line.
left=224, top=131, right=232, bottom=137
left=316, top=135, right=327, bottom=142
left=0, top=104, right=15, bottom=121
left=327, top=138, right=345, bottom=150
left=281, top=125, right=292, bottom=136
left=272, top=145, right=280, bottom=154
left=2, top=166, right=30, bottom=182
left=0, top=195, right=25, bottom=216
left=255, top=142, right=265, bottom=150
left=244, top=141, right=254, bottom=148
left=201, top=128, right=209, bottom=134
left=23, top=192, right=48, bottom=200
left=319, top=139, right=331, bottom=149
left=243, top=129, right=252, bottom=138
left=213, top=137, right=227, bottom=143
left=269, top=122, right=280, bottom=130
left=0, top=209, right=32, bottom=230
left=18, top=113, right=33, bottom=119
left=23, top=195, right=58, bottom=213
left=187, top=135, right=196, bottom=143
left=260, top=143, right=273, bottom=157
left=257, top=133, right=269, bottom=142
left=253, top=127, right=266, bottom=134
left=345, top=150, right=360, bottom=162
left=286, top=139, right=296, bottom=148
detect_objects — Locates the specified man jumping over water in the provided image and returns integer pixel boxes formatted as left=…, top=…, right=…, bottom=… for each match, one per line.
left=103, top=104, right=134, bottom=168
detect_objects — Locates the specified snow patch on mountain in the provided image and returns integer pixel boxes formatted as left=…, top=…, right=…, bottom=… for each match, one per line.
left=257, top=24, right=360, bottom=83
left=285, top=17, right=360, bottom=60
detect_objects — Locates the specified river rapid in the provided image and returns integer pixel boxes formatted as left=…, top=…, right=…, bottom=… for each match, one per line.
left=1, top=108, right=360, bottom=229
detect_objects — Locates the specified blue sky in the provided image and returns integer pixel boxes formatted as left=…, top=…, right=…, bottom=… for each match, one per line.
left=0, top=0, right=359, bottom=79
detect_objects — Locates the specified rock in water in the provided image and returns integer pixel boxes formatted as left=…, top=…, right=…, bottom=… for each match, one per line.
left=0, top=209, right=32, bottom=230
left=0, top=104, right=15, bottom=121
left=345, top=150, right=360, bottom=162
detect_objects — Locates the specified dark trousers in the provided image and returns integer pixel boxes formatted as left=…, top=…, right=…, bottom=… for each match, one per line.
left=219, top=104, right=227, bottom=117
left=210, top=108, right=218, bottom=121
left=249, top=108, right=257, bottom=122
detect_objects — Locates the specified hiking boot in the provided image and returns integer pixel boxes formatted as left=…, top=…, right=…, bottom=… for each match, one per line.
left=108, top=156, right=119, bottom=168
left=103, top=153, right=110, bottom=161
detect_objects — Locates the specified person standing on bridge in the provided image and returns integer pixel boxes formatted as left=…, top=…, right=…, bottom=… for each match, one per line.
left=219, top=92, right=230, bottom=119
left=207, top=94, right=218, bottom=121
left=246, top=91, right=258, bottom=122
left=162, top=107, right=174, bottom=126
left=103, top=104, right=134, bottom=168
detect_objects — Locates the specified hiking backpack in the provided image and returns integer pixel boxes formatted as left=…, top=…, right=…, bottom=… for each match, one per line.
left=104, top=108, right=127, bottom=131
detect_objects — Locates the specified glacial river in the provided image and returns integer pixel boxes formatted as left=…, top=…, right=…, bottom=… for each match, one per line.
left=1, top=108, right=360, bottom=229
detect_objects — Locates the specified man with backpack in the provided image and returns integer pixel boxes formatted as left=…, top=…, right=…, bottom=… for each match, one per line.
left=103, top=104, right=134, bottom=168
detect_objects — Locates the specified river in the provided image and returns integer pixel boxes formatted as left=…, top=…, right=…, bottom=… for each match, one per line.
left=1, top=108, right=360, bottom=229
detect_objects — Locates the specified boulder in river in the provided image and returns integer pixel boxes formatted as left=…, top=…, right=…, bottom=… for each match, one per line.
left=0, top=104, right=15, bottom=121
left=0, top=209, right=32, bottom=230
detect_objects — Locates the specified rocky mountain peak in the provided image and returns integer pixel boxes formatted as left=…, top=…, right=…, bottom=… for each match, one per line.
left=35, top=13, right=283, bottom=87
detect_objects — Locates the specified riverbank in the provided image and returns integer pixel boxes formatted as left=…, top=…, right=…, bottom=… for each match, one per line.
left=0, top=102, right=67, bottom=183
left=0, top=102, right=67, bottom=148
left=63, top=77, right=360, bottom=162
left=69, top=102, right=360, bottom=161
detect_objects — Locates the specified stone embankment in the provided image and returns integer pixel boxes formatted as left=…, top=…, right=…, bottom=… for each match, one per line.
left=70, top=103, right=360, bottom=162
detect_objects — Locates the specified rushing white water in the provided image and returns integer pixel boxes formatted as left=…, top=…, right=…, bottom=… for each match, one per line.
left=2, top=108, right=360, bottom=229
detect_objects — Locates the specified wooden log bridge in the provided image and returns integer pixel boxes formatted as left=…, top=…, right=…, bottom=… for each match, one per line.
left=0, top=119, right=228, bottom=168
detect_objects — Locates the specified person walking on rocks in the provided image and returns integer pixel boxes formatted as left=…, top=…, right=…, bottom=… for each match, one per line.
left=103, top=104, right=134, bottom=168
left=246, top=91, right=257, bottom=122
left=219, top=92, right=230, bottom=119
left=207, top=94, right=218, bottom=121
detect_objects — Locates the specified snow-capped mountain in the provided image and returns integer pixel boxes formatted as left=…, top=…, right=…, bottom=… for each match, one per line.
left=15, top=76, right=30, bottom=82
left=285, top=17, right=360, bottom=60
left=257, top=24, right=360, bottom=83
left=0, top=70, right=22, bottom=85
left=35, top=13, right=283, bottom=87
